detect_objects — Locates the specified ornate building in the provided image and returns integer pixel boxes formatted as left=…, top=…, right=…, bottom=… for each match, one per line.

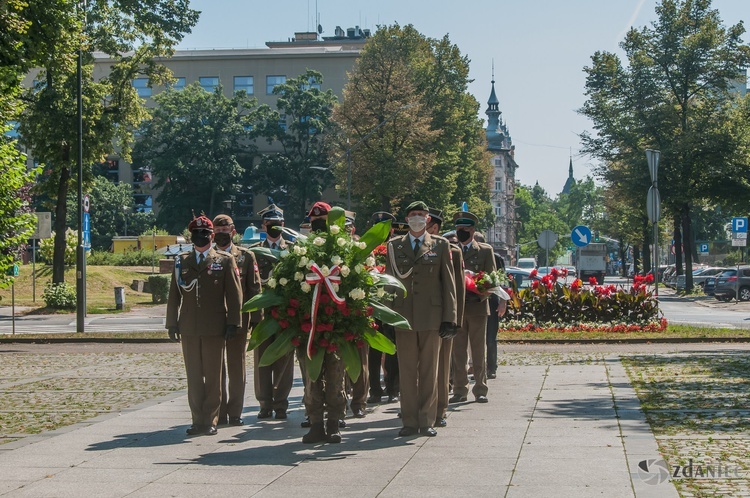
left=562, top=156, right=575, bottom=195
left=484, top=72, right=518, bottom=264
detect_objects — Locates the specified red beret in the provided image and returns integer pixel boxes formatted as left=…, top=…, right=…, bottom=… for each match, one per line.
left=188, top=215, right=214, bottom=231
left=307, top=201, right=332, bottom=218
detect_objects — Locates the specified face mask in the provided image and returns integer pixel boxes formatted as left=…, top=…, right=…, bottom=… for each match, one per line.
left=407, top=215, right=427, bottom=232
left=310, top=219, right=327, bottom=232
left=214, top=232, right=232, bottom=246
left=192, top=232, right=212, bottom=248
left=266, top=224, right=283, bottom=238
left=457, top=229, right=471, bottom=243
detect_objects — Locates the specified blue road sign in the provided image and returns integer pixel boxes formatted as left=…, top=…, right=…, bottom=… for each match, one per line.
left=699, top=243, right=709, bottom=254
left=571, top=225, right=592, bottom=247
left=83, top=212, right=91, bottom=249
left=732, top=217, right=748, bottom=233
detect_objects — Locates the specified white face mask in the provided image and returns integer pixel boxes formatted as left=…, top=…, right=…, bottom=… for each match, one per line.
left=407, top=215, right=427, bottom=232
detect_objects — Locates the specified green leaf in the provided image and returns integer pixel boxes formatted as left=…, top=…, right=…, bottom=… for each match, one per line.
left=306, top=348, right=325, bottom=381
left=371, top=271, right=407, bottom=295
left=247, top=246, right=278, bottom=261
left=258, top=327, right=297, bottom=366
left=353, top=220, right=391, bottom=263
left=363, top=330, right=396, bottom=355
left=339, top=340, right=362, bottom=383
left=242, top=291, right=285, bottom=312
left=247, top=318, right=280, bottom=351
left=327, top=206, right=346, bottom=229
left=370, top=300, right=411, bottom=330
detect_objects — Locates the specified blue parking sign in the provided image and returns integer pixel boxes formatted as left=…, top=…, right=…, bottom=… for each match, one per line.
left=699, top=243, right=709, bottom=254
left=732, top=217, right=748, bottom=233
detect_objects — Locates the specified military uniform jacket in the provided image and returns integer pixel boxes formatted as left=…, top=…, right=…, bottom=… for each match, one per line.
left=461, top=240, right=497, bottom=317
left=226, top=244, right=263, bottom=328
left=166, top=248, right=243, bottom=336
left=450, top=243, right=466, bottom=326
left=386, top=232, right=457, bottom=331
left=250, top=238, right=292, bottom=282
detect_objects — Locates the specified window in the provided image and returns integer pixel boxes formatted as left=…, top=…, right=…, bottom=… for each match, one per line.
left=5, top=121, right=19, bottom=138
left=234, top=76, right=254, bottom=95
left=132, top=78, right=151, bottom=98
left=302, top=77, right=321, bottom=91
left=199, top=77, right=219, bottom=92
left=278, top=114, right=287, bottom=132
left=494, top=177, right=503, bottom=192
left=495, top=158, right=502, bottom=167
left=133, top=194, right=153, bottom=213
left=266, top=75, right=286, bottom=94
left=495, top=205, right=503, bottom=217
left=170, top=77, right=186, bottom=91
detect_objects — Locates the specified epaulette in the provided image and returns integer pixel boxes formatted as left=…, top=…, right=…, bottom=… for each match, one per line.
left=215, top=249, right=233, bottom=258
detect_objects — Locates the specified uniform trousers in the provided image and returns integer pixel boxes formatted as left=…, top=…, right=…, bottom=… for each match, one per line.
left=396, top=328, right=440, bottom=429
left=452, top=314, right=489, bottom=398
left=220, top=331, right=248, bottom=420
left=486, top=294, right=501, bottom=375
left=181, top=335, right=225, bottom=427
left=254, top=339, right=295, bottom=411
left=350, top=344, right=369, bottom=412
left=305, top=352, right=347, bottom=424
left=436, top=336, right=453, bottom=420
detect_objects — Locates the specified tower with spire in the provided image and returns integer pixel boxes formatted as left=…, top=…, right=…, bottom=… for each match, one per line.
left=485, top=61, right=518, bottom=264
left=562, top=156, right=575, bottom=194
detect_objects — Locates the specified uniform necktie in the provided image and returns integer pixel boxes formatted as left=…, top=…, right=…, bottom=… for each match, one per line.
left=413, top=238, right=420, bottom=255
left=271, top=243, right=277, bottom=250
left=463, top=245, right=468, bottom=254
left=198, top=253, right=204, bottom=264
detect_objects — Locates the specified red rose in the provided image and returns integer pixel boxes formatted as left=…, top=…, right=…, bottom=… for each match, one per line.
left=278, top=319, right=289, bottom=329
left=318, top=338, right=329, bottom=347
left=324, top=306, right=335, bottom=316
left=287, top=308, right=296, bottom=316
left=289, top=298, right=300, bottom=308
left=319, top=294, right=331, bottom=305
left=343, top=331, right=356, bottom=341
left=366, top=306, right=374, bottom=316
left=356, top=339, right=365, bottom=348
left=271, top=307, right=280, bottom=319
left=326, top=343, right=338, bottom=352
left=341, top=307, right=350, bottom=317
left=291, top=337, right=301, bottom=347
left=301, top=322, right=312, bottom=333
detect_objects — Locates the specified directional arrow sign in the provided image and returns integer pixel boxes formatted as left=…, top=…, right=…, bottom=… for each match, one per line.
left=571, top=225, right=592, bottom=247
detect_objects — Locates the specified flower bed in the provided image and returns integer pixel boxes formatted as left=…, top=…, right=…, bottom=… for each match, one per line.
left=500, top=269, right=666, bottom=332
left=243, top=207, right=409, bottom=382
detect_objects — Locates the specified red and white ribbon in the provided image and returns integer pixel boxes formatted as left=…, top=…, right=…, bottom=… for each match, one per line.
left=305, top=263, right=345, bottom=358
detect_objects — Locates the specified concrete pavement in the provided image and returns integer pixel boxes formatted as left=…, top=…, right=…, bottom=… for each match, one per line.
left=0, top=355, right=678, bottom=497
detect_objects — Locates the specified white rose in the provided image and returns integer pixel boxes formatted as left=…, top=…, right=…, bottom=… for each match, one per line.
left=279, top=277, right=288, bottom=286
left=267, top=278, right=277, bottom=288
left=332, top=283, right=340, bottom=292
left=365, top=256, right=376, bottom=267
left=313, top=237, right=325, bottom=246
left=337, top=237, right=347, bottom=247
left=294, top=245, right=307, bottom=256
left=331, top=255, right=342, bottom=266
left=358, top=242, right=367, bottom=250
left=340, top=265, right=350, bottom=277
left=349, top=288, right=366, bottom=300
left=279, top=250, right=290, bottom=258
left=329, top=225, right=340, bottom=234
left=371, top=273, right=381, bottom=283
left=321, top=265, right=331, bottom=277
left=301, top=282, right=311, bottom=293
left=355, top=264, right=364, bottom=274
left=298, top=256, right=309, bottom=267
left=306, top=260, right=314, bottom=269
left=294, top=272, right=304, bottom=281
left=376, top=288, right=385, bottom=298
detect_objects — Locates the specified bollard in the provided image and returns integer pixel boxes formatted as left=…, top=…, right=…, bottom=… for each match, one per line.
left=114, top=286, right=125, bottom=310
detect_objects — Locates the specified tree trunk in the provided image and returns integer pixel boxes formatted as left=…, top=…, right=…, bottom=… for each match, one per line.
left=618, top=238, right=627, bottom=277
left=682, top=205, right=694, bottom=291
left=673, top=217, right=683, bottom=277
left=53, top=164, right=71, bottom=283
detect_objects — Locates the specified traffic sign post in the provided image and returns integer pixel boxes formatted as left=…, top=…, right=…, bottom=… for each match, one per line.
left=571, top=225, right=592, bottom=247
left=537, top=230, right=558, bottom=267
left=646, top=149, right=660, bottom=299
left=698, top=243, right=709, bottom=255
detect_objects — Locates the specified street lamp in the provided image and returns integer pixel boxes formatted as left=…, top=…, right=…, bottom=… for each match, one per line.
left=76, top=0, right=88, bottom=333
left=646, top=149, right=660, bottom=299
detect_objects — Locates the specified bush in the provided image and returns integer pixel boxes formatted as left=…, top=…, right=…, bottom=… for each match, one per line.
left=39, top=229, right=78, bottom=265
left=85, top=249, right=159, bottom=266
left=148, top=275, right=170, bottom=303
left=43, top=282, right=76, bottom=309
left=87, top=250, right=119, bottom=265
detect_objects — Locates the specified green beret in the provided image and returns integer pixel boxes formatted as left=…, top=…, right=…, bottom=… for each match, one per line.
left=405, top=200, right=429, bottom=214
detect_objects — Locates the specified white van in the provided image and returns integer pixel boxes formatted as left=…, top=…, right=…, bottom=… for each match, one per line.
left=517, top=258, right=537, bottom=270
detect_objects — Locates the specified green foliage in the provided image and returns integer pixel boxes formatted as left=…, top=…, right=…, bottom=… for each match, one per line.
left=42, top=282, right=76, bottom=309
left=133, top=83, right=255, bottom=233
left=39, top=229, right=77, bottom=265
left=86, top=249, right=159, bottom=266
left=514, top=184, right=570, bottom=265
left=147, top=275, right=170, bottom=304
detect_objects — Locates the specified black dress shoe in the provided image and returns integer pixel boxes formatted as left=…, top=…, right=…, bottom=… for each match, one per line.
left=352, top=408, right=366, bottom=418
left=228, top=416, right=244, bottom=426
left=487, top=372, right=497, bottom=379
left=435, top=418, right=447, bottom=427
left=398, top=426, right=418, bottom=437
left=366, top=395, right=382, bottom=404
left=449, top=394, right=467, bottom=403
left=186, top=425, right=205, bottom=436
left=387, top=395, right=399, bottom=403
left=301, top=417, right=311, bottom=428
left=205, top=426, right=218, bottom=435
left=475, top=395, right=489, bottom=403
left=274, top=410, right=287, bottom=420
left=338, top=419, right=347, bottom=428
left=258, top=409, right=273, bottom=419
left=419, top=427, right=437, bottom=437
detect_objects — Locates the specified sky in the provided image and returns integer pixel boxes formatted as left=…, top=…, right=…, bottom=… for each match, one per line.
left=176, top=0, right=749, bottom=197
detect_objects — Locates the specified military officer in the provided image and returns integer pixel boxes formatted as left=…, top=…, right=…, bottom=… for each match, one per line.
left=450, top=211, right=496, bottom=404
left=386, top=201, right=457, bottom=437
left=213, top=214, right=262, bottom=426
left=250, top=204, right=295, bottom=420
left=426, top=208, right=465, bottom=427
left=166, top=214, right=242, bottom=436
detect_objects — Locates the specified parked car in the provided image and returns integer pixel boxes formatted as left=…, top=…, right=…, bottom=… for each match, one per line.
left=704, top=276, right=717, bottom=296
left=516, top=258, right=537, bottom=270
left=676, top=267, right=727, bottom=291
left=714, top=266, right=750, bottom=302
left=504, top=266, right=542, bottom=292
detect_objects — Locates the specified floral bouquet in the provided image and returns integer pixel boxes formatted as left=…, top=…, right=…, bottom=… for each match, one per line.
left=243, top=207, right=409, bottom=383
left=465, top=269, right=510, bottom=300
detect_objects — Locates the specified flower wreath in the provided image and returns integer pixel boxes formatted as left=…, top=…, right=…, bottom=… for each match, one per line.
left=243, top=207, right=410, bottom=383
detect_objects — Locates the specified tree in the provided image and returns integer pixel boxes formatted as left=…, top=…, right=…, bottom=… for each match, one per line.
left=17, top=0, right=199, bottom=283
left=133, top=83, right=255, bottom=234
left=250, top=70, right=338, bottom=223
left=515, top=184, right=568, bottom=265
left=580, top=0, right=750, bottom=290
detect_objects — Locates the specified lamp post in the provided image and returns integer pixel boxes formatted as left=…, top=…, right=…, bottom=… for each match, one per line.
left=646, top=149, right=660, bottom=300
left=123, top=206, right=130, bottom=236
left=75, top=0, right=87, bottom=333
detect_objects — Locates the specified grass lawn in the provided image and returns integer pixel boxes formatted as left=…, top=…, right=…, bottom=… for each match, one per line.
left=497, top=325, right=750, bottom=341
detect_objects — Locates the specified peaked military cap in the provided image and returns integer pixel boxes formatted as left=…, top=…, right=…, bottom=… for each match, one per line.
left=392, top=221, right=410, bottom=236
left=453, top=211, right=479, bottom=227
left=213, top=214, right=234, bottom=227
left=344, top=210, right=356, bottom=226
left=405, top=200, right=429, bottom=214
left=258, top=204, right=284, bottom=221
left=428, top=208, right=444, bottom=225
left=371, top=211, right=396, bottom=224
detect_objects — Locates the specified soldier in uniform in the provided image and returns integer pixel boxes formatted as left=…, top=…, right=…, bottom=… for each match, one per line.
left=426, top=208, right=465, bottom=427
left=213, top=214, right=262, bottom=426
left=449, top=211, right=497, bottom=404
left=486, top=252, right=506, bottom=380
left=386, top=201, right=457, bottom=437
left=166, top=215, right=242, bottom=436
left=250, top=204, right=295, bottom=420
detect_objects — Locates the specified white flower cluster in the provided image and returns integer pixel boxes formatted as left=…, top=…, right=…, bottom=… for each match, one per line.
left=365, top=256, right=376, bottom=267
left=337, top=237, right=347, bottom=247
left=267, top=278, right=277, bottom=288
left=313, top=237, right=325, bottom=246
left=331, top=255, right=342, bottom=266
left=329, top=225, right=341, bottom=234
left=349, top=288, right=366, bottom=300
left=293, top=245, right=307, bottom=256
